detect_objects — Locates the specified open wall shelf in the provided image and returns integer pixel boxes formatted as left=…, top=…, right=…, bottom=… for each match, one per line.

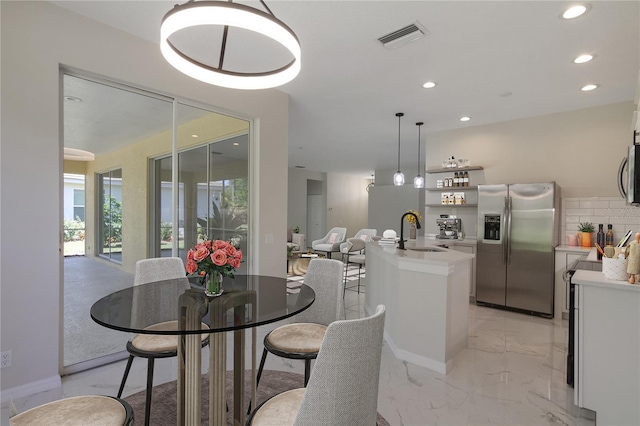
left=425, top=166, right=483, bottom=174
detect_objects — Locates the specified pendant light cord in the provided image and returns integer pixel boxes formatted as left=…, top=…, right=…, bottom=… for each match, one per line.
left=416, top=122, right=423, bottom=175
left=396, top=112, right=404, bottom=171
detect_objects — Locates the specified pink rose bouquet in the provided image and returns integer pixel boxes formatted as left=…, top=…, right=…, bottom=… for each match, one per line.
left=186, top=238, right=243, bottom=285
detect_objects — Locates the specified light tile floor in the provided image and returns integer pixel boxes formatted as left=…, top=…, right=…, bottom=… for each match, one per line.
left=3, top=285, right=595, bottom=425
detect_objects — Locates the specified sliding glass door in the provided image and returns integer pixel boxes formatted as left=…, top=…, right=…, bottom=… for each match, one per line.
left=150, top=102, right=250, bottom=275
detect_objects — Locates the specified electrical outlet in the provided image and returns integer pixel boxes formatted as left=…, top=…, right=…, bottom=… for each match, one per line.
left=1, top=350, right=12, bottom=368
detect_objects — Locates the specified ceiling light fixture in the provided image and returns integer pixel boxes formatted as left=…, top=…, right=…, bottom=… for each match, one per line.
left=574, top=54, right=594, bottom=64
left=393, top=112, right=405, bottom=186
left=422, top=81, right=437, bottom=89
left=459, top=116, right=471, bottom=122
left=562, top=5, right=588, bottom=19
left=581, top=84, right=599, bottom=91
left=414, top=122, right=425, bottom=189
left=160, top=0, right=301, bottom=90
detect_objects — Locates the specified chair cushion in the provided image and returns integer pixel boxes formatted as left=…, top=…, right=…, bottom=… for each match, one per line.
left=131, top=320, right=208, bottom=352
left=250, top=388, right=305, bottom=426
left=312, top=243, right=338, bottom=252
left=266, top=323, right=327, bottom=353
left=11, top=395, right=126, bottom=426
left=326, top=232, right=338, bottom=244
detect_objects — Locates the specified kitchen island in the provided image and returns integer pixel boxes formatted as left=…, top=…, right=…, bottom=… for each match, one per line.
left=572, top=269, right=640, bottom=425
left=365, top=237, right=474, bottom=374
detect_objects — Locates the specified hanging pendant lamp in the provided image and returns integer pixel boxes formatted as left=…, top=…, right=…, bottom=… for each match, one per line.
left=393, top=113, right=405, bottom=186
left=414, top=122, right=425, bottom=188
left=160, top=0, right=301, bottom=90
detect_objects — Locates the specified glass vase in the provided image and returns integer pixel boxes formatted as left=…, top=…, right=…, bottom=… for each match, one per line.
left=205, top=272, right=224, bottom=297
left=409, top=224, right=416, bottom=240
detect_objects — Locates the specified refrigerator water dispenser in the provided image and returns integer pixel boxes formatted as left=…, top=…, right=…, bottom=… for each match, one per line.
left=483, top=214, right=501, bottom=241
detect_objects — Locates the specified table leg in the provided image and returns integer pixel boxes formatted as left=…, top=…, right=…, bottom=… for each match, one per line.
left=233, top=327, right=245, bottom=425
left=209, top=310, right=226, bottom=425
left=178, top=301, right=204, bottom=426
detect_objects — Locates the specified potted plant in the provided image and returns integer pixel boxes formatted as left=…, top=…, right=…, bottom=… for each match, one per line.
left=292, top=226, right=300, bottom=234
left=578, top=222, right=595, bottom=248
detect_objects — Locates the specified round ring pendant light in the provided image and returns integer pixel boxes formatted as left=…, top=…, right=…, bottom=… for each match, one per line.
left=160, top=1, right=301, bottom=90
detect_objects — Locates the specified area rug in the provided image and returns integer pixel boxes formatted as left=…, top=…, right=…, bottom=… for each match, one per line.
left=124, top=369, right=390, bottom=425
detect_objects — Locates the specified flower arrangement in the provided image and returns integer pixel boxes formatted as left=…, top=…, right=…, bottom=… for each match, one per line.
left=405, top=209, right=422, bottom=225
left=186, top=238, right=243, bottom=286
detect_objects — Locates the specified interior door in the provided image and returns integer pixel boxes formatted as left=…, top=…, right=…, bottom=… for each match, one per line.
left=307, top=194, right=323, bottom=245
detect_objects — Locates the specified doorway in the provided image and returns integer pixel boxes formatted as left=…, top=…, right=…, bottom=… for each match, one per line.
left=306, top=179, right=325, bottom=244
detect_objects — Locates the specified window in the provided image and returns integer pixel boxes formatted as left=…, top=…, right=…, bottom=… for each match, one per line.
left=73, top=189, right=85, bottom=221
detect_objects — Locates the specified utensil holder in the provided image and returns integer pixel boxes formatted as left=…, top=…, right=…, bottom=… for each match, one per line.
left=602, top=257, right=629, bottom=281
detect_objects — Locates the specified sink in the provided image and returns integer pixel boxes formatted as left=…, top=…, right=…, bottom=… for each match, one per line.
left=407, top=247, right=447, bottom=252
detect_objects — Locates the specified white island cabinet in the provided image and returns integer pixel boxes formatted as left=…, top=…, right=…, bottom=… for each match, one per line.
left=365, top=237, right=474, bottom=374
left=572, top=270, right=640, bottom=425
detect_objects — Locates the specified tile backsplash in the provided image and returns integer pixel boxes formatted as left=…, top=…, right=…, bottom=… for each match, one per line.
left=562, top=197, right=640, bottom=245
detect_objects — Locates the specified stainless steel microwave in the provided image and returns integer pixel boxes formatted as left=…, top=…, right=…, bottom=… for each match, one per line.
left=618, top=137, right=640, bottom=205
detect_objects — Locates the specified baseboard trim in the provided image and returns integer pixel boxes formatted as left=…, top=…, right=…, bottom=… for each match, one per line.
left=383, top=330, right=450, bottom=375
left=62, top=351, right=128, bottom=376
left=1, top=375, right=61, bottom=404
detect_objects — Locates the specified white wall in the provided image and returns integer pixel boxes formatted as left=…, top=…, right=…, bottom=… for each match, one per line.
left=326, top=173, right=370, bottom=238
left=287, top=167, right=326, bottom=236
left=426, top=102, right=635, bottom=197
left=0, top=1, right=288, bottom=397
left=368, top=184, right=425, bottom=237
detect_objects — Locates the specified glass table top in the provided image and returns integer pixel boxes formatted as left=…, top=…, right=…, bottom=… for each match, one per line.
left=90, top=275, right=314, bottom=335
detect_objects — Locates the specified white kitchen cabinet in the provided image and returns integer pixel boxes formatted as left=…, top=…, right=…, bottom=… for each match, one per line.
left=553, top=246, right=590, bottom=320
left=573, top=270, right=640, bottom=425
left=449, top=243, right=476, bottom=300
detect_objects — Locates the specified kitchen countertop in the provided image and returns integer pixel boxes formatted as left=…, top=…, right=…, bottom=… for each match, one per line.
left=556, top=245, right=593, bottom=253
left=423, top=235, right=477, bottom=245
left=370, top=237, right=474, bottom=270
left=572, top=269, right=640, bottom=292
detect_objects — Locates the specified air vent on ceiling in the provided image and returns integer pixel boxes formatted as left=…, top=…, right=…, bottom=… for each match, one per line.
left=378, top=21, right=429, bottom=49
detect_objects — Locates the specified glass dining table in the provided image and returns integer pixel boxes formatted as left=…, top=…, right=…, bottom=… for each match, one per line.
left=91, top=275, right=315, bottom=426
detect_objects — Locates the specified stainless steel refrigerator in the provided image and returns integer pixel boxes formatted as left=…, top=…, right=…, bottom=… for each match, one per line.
left=476, top=182, right=559, bottom=317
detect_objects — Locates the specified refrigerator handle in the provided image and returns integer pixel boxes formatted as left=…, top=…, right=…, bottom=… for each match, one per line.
left=507, top=196, right=513, bottom=264
left=503, top=196, right=509, bottom=264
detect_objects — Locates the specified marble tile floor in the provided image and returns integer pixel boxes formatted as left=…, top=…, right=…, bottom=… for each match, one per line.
left=2, top=290, right=595, bottom=426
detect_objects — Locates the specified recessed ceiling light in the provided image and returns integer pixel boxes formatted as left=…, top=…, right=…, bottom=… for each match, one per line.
left=64, top=96, right=82, bottom=103
left=459, top=116, right=471, bottom=122
left=574, top=54, right=594, bottom=64
left=191, top=134, right=198, bottom=138
left=233, top=142, right=239, bottom=146
left=422, top=81, right=437, bottom=89
left=562, top=5, right=588, bottom=19
left=581, top=84, right=599, bottom=91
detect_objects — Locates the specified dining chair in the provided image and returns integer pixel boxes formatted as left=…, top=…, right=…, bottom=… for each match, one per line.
left=310, top=227, right=347, bottom=259
left=10, top=395, right=134, bottom=425
left=342, top=237, right=366, bottom=295
left=251, top=258, right=344, bottom=412
left=116, top=257, right=209, bottom=426
left=339, top=228, right=377, bottom=254
left=247, top=305, right=386, bottom=426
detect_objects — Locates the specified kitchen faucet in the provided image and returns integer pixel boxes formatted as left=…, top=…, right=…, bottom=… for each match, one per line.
left=398, top=212, right=422, bottom=250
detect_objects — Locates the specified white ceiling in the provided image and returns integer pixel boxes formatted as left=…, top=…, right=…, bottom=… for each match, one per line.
left=54, top=1, right=640, bottom=177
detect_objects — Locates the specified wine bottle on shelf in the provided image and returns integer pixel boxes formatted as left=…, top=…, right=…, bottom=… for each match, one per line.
left=605, top=224, right=614, bottom=247
left=596, top=224, right=605, bottom=260
left=453, top=172, right=459, bottom=187
left=463, top=171, right=469, bottom=186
